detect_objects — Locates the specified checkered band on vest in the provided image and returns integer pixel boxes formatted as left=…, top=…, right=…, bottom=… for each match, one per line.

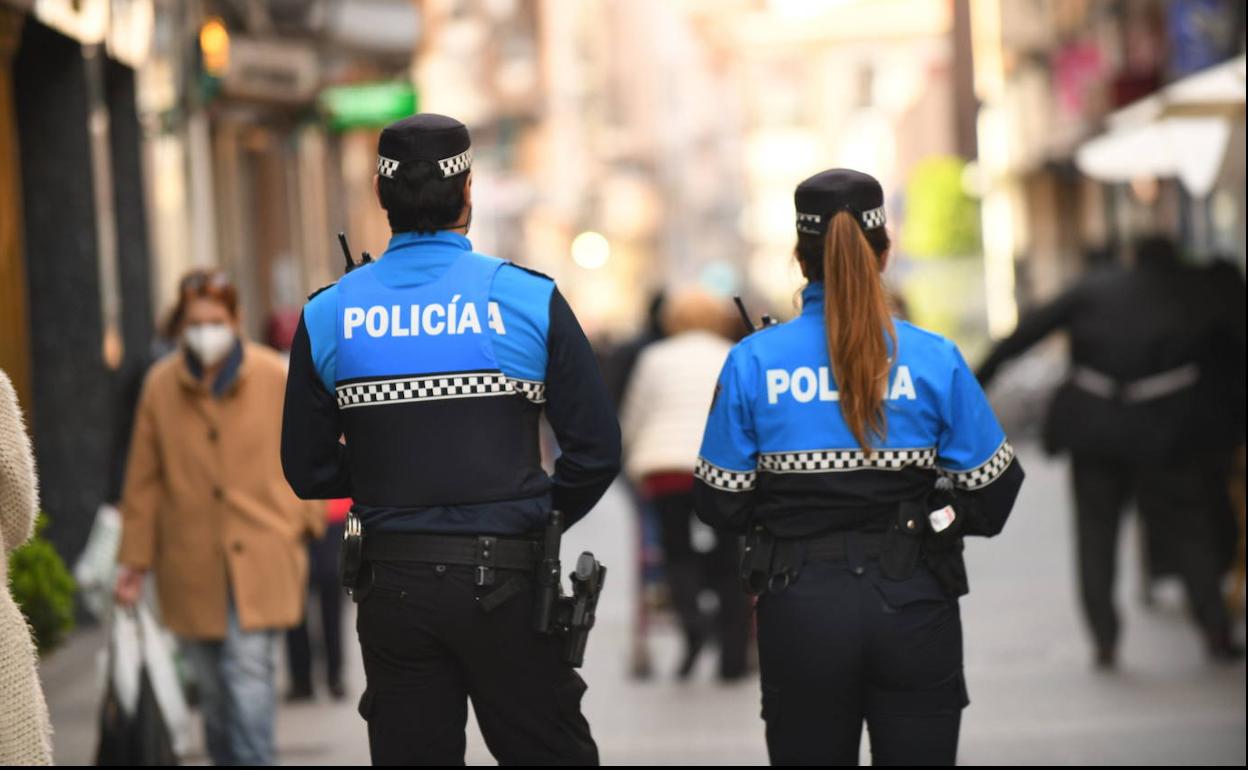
left=759, top=447, right=937, bottom=473
left=510, top=378, right=547, bottom=405
left=438, top=148, right=473, bottom=178
left=944, top=441, right=1014, bottom=490
left=339, top=373, right=520, bottom=409
left=860, top=205, right=886, bottom=229
left=695, top=458, right=757, bottom=492
left=377, top=155, right=400, bottom=179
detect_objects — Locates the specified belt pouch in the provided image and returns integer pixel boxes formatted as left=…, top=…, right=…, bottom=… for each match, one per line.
left=880, top=499, right=924, bottom=580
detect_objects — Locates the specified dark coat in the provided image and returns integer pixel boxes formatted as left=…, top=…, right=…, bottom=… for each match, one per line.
left=978, top=259, right=1245, bottom=464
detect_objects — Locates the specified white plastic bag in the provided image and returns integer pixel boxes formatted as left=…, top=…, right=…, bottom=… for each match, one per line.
left=106, top=606, right=192, bottom=756
left=74, top=504, right=122, bottom=621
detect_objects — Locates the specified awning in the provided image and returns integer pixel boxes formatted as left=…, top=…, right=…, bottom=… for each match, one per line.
left=1076, top=55, right=1245, bottom=197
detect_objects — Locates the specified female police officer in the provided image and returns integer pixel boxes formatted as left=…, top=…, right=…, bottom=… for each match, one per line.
left=694, top=169, right=1024, bottom=765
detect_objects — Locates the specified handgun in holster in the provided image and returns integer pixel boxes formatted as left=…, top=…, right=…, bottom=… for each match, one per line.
left=340, top=511, right=364, bottom=598
left=533, top=511, right=607, bottom=668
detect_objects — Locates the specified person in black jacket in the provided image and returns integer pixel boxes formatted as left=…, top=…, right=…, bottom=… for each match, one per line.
left=978, top=236, right=1244, bottom=667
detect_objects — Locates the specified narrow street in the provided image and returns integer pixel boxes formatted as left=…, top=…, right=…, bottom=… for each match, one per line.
left=41, top=443, right=1245, bottom=765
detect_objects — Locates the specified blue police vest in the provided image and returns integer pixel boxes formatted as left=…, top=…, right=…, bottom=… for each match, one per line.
left=697, top=282, right=1014, bottom=535
left=334, top=252, right=546, bottom=507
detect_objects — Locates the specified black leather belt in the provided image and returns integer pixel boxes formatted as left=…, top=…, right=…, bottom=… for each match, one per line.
left=802, top=531, right=887, bottom=563
left=363, top=533, right=541, bottom=587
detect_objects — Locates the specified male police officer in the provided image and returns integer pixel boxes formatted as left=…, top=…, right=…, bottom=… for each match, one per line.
left=280, top=113, right=620, bottom=764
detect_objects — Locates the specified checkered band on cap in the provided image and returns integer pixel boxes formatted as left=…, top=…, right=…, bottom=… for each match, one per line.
left=942, top=441, right=1015, bottom=490
left=796, top=206, right=886, bottom=235
left=796, top=212, right=822, bottom=235
left=759, top=447, right=936, bottom=474
left=377, top=155, right=400, bottom=179
left=695, top=457, right=757, bottom=493
left=437, top=148, right=473, bottom=178
left=860, top=205, right=886, bottom=229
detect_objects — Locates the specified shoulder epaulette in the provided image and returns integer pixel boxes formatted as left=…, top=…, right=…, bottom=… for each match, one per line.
left=505, top=262, right=554, bottom=282
left=307, top=282, right=336, bottom=301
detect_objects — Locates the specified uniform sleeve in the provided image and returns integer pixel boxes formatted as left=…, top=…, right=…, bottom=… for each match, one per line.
left=693, top=348, right=759, bottom=534
left=544, top=288, right=622, bottom=528
left=117, top=376, right=161, bottom=569
left=937, top=346, right=1024, bottom=537
left=281, top=314, right=353, bottom=500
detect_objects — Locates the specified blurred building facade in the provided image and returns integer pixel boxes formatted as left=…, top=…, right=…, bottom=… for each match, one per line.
left=0, top=0, right=421, bottom=562
left=1, top=0, right=157, bottom=559
left=969, top=0, right=1246, bottom=336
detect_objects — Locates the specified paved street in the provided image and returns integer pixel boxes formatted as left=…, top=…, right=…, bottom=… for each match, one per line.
left=41, top=443, right=1245, bottom=765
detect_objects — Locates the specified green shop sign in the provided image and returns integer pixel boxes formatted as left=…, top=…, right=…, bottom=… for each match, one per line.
left=320, top=81, right=418, bottom=131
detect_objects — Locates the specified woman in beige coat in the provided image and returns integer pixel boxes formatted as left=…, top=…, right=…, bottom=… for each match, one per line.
left=0, top=369, right=53, bottom=765
left=114, top=270, right=322, bottom=766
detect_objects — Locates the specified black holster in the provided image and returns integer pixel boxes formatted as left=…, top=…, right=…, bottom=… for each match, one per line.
left=533, top=512, right=607, bottom=668
left=740, top=525, right=804, bottom=595
left=923, top=536, right=970, bottom=597
left=340, top=511, right=365, bottom=599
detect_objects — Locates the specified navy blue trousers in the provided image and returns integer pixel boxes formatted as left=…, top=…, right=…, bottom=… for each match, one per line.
left=756, top=539, right=967, bottom=766
left=355, top=561, right=598, bottom=765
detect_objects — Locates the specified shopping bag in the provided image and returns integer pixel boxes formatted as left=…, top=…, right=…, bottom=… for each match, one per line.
left=95, top=606, right=190, bottom=765
left=73, top=504, right=122, bottom=622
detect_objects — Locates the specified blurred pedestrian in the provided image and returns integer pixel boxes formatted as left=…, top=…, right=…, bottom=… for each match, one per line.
left=0, top=369, right=53, bottom=765
left=263, top=311, right=349, bottom=704
left=284, top=497, right=349, bottom=703
left=695, top=169, right=1024, bottom=765
left=114, top=269, right=324, bottom=766
left=620, top=288, right=749, bottom=681
left=599, top=290, right=668, bottom=679
left=281, top=113, right=619, bottom=764
left=977, top=236, right=1244, bottom=667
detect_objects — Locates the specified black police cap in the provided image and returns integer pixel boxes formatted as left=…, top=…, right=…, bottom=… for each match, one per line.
left=795, top=168, right=886, bottom=237
left=377, top=113, right=472, bottom=180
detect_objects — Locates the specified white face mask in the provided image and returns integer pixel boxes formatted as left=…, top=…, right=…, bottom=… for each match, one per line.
left=184, top=323, right=236, bottom=367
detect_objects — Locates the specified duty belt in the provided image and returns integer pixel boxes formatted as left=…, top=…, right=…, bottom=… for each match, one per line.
left=741, top=528, right=888, bottom=594
left=803, top=531, right=887, bottom=563
left=1071, top=363, right=1199, bottom=403
left=362, top=532, right=541, bottom=588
